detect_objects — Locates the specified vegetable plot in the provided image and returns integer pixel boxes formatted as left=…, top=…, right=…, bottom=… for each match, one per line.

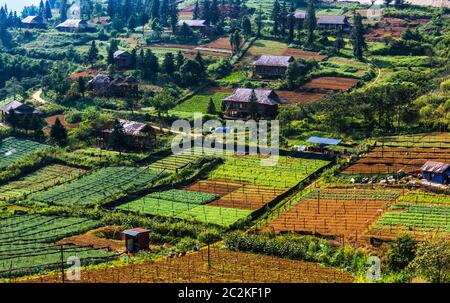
left=0, top=137, right=50, bottom=169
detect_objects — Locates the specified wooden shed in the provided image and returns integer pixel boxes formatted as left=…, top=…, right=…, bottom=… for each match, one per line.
left=123, top=228, right=150, bottom=253
left=421, top=161, right=450, bottom=185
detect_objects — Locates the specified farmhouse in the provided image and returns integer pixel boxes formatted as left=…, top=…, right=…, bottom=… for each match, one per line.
left=252, top=55, right=295, bottom=78
left=56, top=19, right=96, bottom=32
left=123, top=228, right=150, bottom=253
left=88, top=74, right=139, bottom=97
left=21, top=15, right=47, bottom=29
left=317, top=15, right=352, bottom=32
left=222, top=88, right=287, bottom=119
left=99, top=119, right=157, bottom=151
left=113, top=51, right=131, bottom=68
left=177, top=20, right=211, bottom=35
left=289, top=11, right=307, bottom=27
left=421, top=161, right=450, bottom=185
left=0, top=101, right=41, bottom=123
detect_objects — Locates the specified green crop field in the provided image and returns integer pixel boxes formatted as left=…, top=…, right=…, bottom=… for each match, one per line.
left=0, top=214, right=115, bottom=278
left=0, top=164, right=86, bottom=202
left=147, top=151, right=207, bottom=172
left=376, top=204, right=450, bottom=233
left=398, top=191, right=450, bottom=205
left=170, top=92, right=229, bottom=116
left=208, top=155, right=330, bottom=189
left=31, top=167, right=166, bottom=206
left=117, top=189, right=249, bottom=227
left=305, top=188, right=400, bottom=201
left=0, top=137, right=50, bottom=170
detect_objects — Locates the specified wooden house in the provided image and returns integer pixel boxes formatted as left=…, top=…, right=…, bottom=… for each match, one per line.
left=177, top=19, right=212, bottom=36
left=421, top=161, right=450, bottom=185
left=98, top=119, right=157, bottom=151
left=317, top=15, right=352, bottom=32
left=56, top=19, right=96, bottom=32
left=252, top=55, right=295, bottom=78
left=289, top=11, right=306, bottom=28
left=113, top=51, right=131, bottom=69
left=222, top=88, right=287, bottom=119
left=88, top=74, right=139, bottom=97
left=123, top=228, right=150, bottom=253
left=0, top=101, right=41, bottom=123
left=21, top=15, right=47, bottom=29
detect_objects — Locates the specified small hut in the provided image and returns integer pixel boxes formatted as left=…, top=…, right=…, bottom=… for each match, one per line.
left=421, top=161, right=450, bottom=185
left=123, top=228, right=150, bottom=253
left=21, top=16, right=47, bottom=29
left=113, top=51, right=131, bottom=69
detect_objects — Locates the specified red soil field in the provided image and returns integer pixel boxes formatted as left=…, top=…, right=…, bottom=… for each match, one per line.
left=201, top=37, right=234, bottom=51
left=207, top=87, right=234, bottom=93
left=276, top=90, right=326, bottom=105
left=266, top=192, right=393, bottom=243
left=23, top=249, right=354, bottom=283
left=119, top=37, right=138, bottom=47
left=70, top=68, right=98, bottom=80
left=282, top=48, right=328, bottom=61
left=45, top=115, right=79, bottom=130
left=57, top=226, right=125, bottom=253
left=301, top=77, right=359, bottom=92
left=365, top=18, right=430, bottom=42
left=343, top=147, right=450, bottom=174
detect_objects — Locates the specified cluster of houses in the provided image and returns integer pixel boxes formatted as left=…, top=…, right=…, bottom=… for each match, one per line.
left=290, top=12, right=352, bottom=32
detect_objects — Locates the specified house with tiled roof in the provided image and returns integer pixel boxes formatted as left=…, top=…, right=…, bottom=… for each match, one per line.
left=252, top=55, right=296, bottom=78
left=317, top=15, right=352, bottom=32
left=0, top=101, right=41, bottom=123
left=99, top=119, right=157, bottom=151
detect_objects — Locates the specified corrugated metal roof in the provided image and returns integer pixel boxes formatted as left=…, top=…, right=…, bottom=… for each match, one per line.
left=318, top=15, right=348, bottom=25
left=21, top=16, right=46, bottom=24
left=306, top=136, right=342, bottom=145
left=0, top=100, right=24, bottom=111
left=177, top=19, right=208, bottom=27
left=223, top=88, right=287, bottom=106
left=293, top=11, right=306, bottom=19
left=123, top=228, right=149, bottom=237
left=252, top=55, right=294, bottom=67
left=119, top=119, right=148, bottom=136
left=421, top=161, right=450, bottom=173
left=114, top=50, right=130, bottom=58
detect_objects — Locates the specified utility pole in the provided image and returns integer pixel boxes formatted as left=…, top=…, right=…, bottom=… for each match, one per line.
left=60, top=245, right=65, bottom=283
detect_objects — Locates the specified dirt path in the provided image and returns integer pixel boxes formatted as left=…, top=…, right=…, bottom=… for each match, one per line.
left=32, top=89, right=46, bottom=105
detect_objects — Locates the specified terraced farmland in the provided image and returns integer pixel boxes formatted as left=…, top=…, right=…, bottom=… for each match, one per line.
left=0, top=137, right=50, bottom=169
left=24, top=248, right=354, bottom=283
left=147, top=151, right=207, bottom=172
left=266, top=188, right=400, bottom=243
left=0, top=215, right=115, bottom=278
left=31, top=167, right=166, bottom=206
left=117, top=189, right=250, bottom=227
left=398, top=191, right=450, bottom=205
left=0, top=164, right=86, bottom=202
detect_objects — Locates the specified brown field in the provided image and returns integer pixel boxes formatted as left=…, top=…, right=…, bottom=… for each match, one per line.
left=23, top=249, right=354, bottom=283
left=266, top=197, right=389, bottom=243
left=119, top=37, right=138, bottom=47
left=57, top=226, right=126, bottom=253
left=184, top=179, right=285, bottom=210
left=282, top=48, right=328, bottom=61
left=301, top=77, right=359, bottom=92
left=343, top=147, right=450, bottom=175
left=276, top=90, right=326, bottom=105
left=365, top=18, right=430, bottom=42
left=201, top=37, right=233, bottom=51
left=45, top=115, right=79, bottom=130
left=207, top=86, right=234, bottom=93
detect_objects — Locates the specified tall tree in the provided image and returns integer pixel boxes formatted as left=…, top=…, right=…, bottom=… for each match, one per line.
left=151, top=0, right=160, bottom=20
left=210, top=0, right=220, bottom=25
left=207, top=97, right=217, bottom=115
left=229, top=30, right=241, bottom=54
left=242, top=15, right=252, bottom=37
left=77, top=76, right=86, bottom=97
left=201, top=0, right=211, bottom=25
left=287, top=10, right=295, bottom=43
left=59, top=0, right=68, bottom=21
left=169, top=1, right=178, bottom=34
left=38, top=0, right=45, bottom=18
left=305, top=0, right=316, bottom=45
left=108, top=119, right=126, bottom=152
left=350, top=12, right=366, bottom=61
left=256, top=4, right=263, bottom=36
left=44, top=0, right=52, bottom=19
left=50, top=117, right=68, bottom=146
left=193, top=0, right=200, bottom=19
left=163, top=52, right=176, bottom=75
left=160, top=0, right=170, bottom=25
left=87, top=40, right=99, bottom=65
left=271, top=0, right=281, bottom=36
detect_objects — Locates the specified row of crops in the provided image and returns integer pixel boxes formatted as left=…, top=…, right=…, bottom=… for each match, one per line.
left=0, top=137, right=49, bottom=170
left=117, top=189, right=251, bottom=227
left=398, top=191, right=450, bottom=205
left=0, top=214, right=116, bottom=278
left=304, top=189, right=400, bottom=201
left=376, top=204, right=450, bottom=232
left=0, top=164, right=85, bottom=202
left=31, top=167, right=167, bottom=206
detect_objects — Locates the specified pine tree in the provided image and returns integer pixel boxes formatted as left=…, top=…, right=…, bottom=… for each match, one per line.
left=193, top=0, right=200, bottom=19
left=77, top=76, right=86, bottom=97
left=50, top=117, right=67, bottom=146
left=60, top=0, right=68, bottom=21
left=271, top=0, right=281, bottom=36
left=108, top=0, right=118, bottom=18
left=201, top=0, right=211, bottom=25
left=44, top=0, right=52, bottom=19
left=229, top=30, right=241, bottom=54
left=286, top=60, right=300, bottom=89
left=38, top=0, right=45, bottom=18
left=287, top=10, right=295, bottom=43
left=129, top=49, right=137, bottom=68
left=151, top=0, right=160, bottom=20
left=280, top=0, right=287, bottom=36
left=160, top=0, right=170, bottom=25
left=210, top=0, right=220, bottom=25
left=87, top=41, right=99, bottom=65
left=335, top=29, right=345, bottom=53
left=242, top=15, right=252, bottom=37
left=176, top=51, right=185, bottom=69
left=305, top=0, right=316, bottom=45
left=169, top=1, right=178, bottom=34
left=256, top=4, right=263, bottom=36
left=194, top=51, right=205, bottom=71
left=163, top=52, right=176, bottom=75
left=248, top=89, right=258, bottom=119
left=207, top=97, right=216, bottom=115
left=351, top=12, right=366, bottom=61
left=108, top=119, right=125, bottom=152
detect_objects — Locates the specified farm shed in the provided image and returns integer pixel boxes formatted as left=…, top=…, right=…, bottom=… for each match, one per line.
left=306, top=136, right=342, bottom=153
left=252, top=55, right=296, bottom=78
left=88, top=74, right=139, bottom=97
left=421, top=161, right=450, bottom=185
left=317, top=15, right=352, bottom=32
left=98, top=119, right=157, bottom=151
left=21, top=15, right=47, bottom=29
left=222, top=88, right=287, bottom=119
left=113, top=51, right=131, bottom=69
left=56, top=19, right=96, bottom=32
left=0, top=101, right=41, bottom=123
left=123, top=228, right=150, bottom=253
left=177, top=19, right=212, bottom=35
left=289, top=11, right=307, bottom=27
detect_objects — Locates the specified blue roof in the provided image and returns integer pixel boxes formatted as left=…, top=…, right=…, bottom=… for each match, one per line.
left=306, top=136, right=342, bottom=146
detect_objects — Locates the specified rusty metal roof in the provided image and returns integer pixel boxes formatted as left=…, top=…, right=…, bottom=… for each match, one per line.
left=177, top=20, right=208, bottom=27
left=119, top=119, right=148, bottom=136
left=421, top=161, right=450, bottom=174
left=252, top=55, right=294, bottom=67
